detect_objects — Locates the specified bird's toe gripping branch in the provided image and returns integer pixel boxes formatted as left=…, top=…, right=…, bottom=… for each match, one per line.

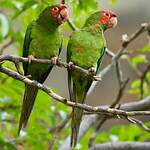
left=88, top=67, right=101, bottom=81
left=25, top=74, right=32, bottom=79
left=27, top=55, right=34, bottom=64
left=88, top=67, right=96, bottom=76
left=68, top=62, right=74, bottom=70
left=93, top=75, right=101, bottom=81
left=51, top=57, right=59, bottom=65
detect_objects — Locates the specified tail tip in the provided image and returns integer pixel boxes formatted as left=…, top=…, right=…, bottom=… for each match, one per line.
left=70, top=130, right=78, bottom=148
left=18, top=122, right=27, bottom=136
left=18, top=128, right=27, bottom=137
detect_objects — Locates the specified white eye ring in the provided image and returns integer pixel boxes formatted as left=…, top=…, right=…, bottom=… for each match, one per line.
left=53, top=7, right=59, bottom=12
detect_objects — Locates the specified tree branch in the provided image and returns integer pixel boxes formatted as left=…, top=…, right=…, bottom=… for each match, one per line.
left=59, top=95, right=150, bottom=150
left=91, top=142, right=150, bottom=150
left=0, top=55, right=100, bottom=81
left=1, top=65, right=150, bottom=150
left=140, top=64, right=150, bottom=99
left=0, top=66, right=150, bottom=117
left=114, top=22, right=150, bottom=61
left=49, top=113, right=71, bottom=133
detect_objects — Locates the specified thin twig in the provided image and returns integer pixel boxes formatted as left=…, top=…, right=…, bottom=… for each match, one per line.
left=140, top=64, right=150, bottom=99
left=105, top=48, right=115, bottom=58
left=126, top=117, right=150, bottom=132
left=0, top=38, right=14, bottom=55
left=49, top=113, right=71, bottom=133
left=67, top=19, right=78, bottom=31
left=111, top=79, right=129, bottom=108
left=114, top=22, right=150, bottom=61
left=91, top=142, right=150, bottom=150
left=61, top=0, right=78, bottom=31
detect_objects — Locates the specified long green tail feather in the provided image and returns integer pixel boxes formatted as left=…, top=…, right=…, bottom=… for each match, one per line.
left=70, top=79, right=88, bottom=147
left=71, top=106, right=83, bottom=147
left=18, top=84, right=38, bottom=134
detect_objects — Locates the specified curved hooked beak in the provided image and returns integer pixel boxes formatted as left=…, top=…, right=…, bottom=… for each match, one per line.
left=110, top=17, right=118, bottom=28
left=57, top=7, right=69, bottom=24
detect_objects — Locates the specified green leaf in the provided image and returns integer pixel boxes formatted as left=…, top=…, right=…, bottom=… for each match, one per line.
left=130, top=55, right=148, bottom=67
left=95, top=124, right=150, bottom=143
left=12, top=0, right=37, bottom=19
left=140, top=44, right=150, bottom=52
left=128, top=79, right=141, bottom=95
left=0, top=0, right=16, bottom=9
left=0, top=138, right=17, bottom=150
left=110, top=0, right=117, bottom=5
left=78, top=0, right=98, bottom=10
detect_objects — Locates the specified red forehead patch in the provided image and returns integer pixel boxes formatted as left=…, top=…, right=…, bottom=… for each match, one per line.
left=57, top=4, right=67, bottom=9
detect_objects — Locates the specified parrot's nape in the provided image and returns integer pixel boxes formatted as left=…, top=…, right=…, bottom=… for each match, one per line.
left=18, top=4, right=69, bottom=135
left=67, top=10, right=118, bottom=147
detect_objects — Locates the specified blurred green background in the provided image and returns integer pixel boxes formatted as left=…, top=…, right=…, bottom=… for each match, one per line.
left=0, top=0, right=150, bottom=149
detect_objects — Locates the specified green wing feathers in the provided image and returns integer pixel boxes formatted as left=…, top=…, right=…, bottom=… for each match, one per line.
left=96, top=47, right=106, bottom=73
left=23, top=21, right=34, bottom=75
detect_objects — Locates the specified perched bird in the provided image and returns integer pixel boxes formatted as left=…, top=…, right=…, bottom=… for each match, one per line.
left=67, top=10, right=117, bottom=147
left=18, top=4, right=69, bottom=134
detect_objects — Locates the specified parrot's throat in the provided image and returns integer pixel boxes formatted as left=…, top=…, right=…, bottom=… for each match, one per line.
left=99, top=24, right=108, bottom=31
left=37, top=16, right=59, bottom=31
left=36, top=7, right=60, bottom=31
left=83, top=24, right=104, bottom=35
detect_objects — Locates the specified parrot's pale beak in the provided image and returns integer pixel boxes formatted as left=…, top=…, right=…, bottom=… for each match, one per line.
left=110, top=17, right=118, bottom=28
left=57, top=7, right=69, bottom=24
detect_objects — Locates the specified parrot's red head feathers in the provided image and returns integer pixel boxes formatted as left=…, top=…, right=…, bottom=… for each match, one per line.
left=50, top=4, right=69, bottom=24
left=98, top=10, right=117, bottom=28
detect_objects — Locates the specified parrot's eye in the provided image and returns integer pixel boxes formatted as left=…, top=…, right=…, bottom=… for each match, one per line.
left=105, top=12, right=110, bottom=17
left=53, top=7, right=59, bottom=12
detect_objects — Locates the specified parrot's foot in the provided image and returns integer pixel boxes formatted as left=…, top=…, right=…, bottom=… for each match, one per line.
left=88, top=67, right=101, bottom=81
left=93, top=75, right=101, bottom=81
left=25, top=74, right=32, bottom=79
left=28, top=55, right=34, bottom=64
left=88, top=67, right=96, bottom=76
left=51, top=57, right=58, bottom=65
left=68, top=62, right=74, bottom=70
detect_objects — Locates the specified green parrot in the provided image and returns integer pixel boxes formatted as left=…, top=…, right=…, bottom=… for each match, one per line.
left=18, top=4, right=69, bottom=134
left=67, top=10, right=118, bottom=147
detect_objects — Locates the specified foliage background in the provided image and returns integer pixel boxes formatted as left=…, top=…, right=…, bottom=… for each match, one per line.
left=0, top=0, right=150, bottom=149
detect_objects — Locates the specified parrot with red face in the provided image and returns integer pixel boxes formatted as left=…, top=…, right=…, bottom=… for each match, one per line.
left=67, top=10, right=118, bottom=147
left=18, top=4, right=69, bottom=134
